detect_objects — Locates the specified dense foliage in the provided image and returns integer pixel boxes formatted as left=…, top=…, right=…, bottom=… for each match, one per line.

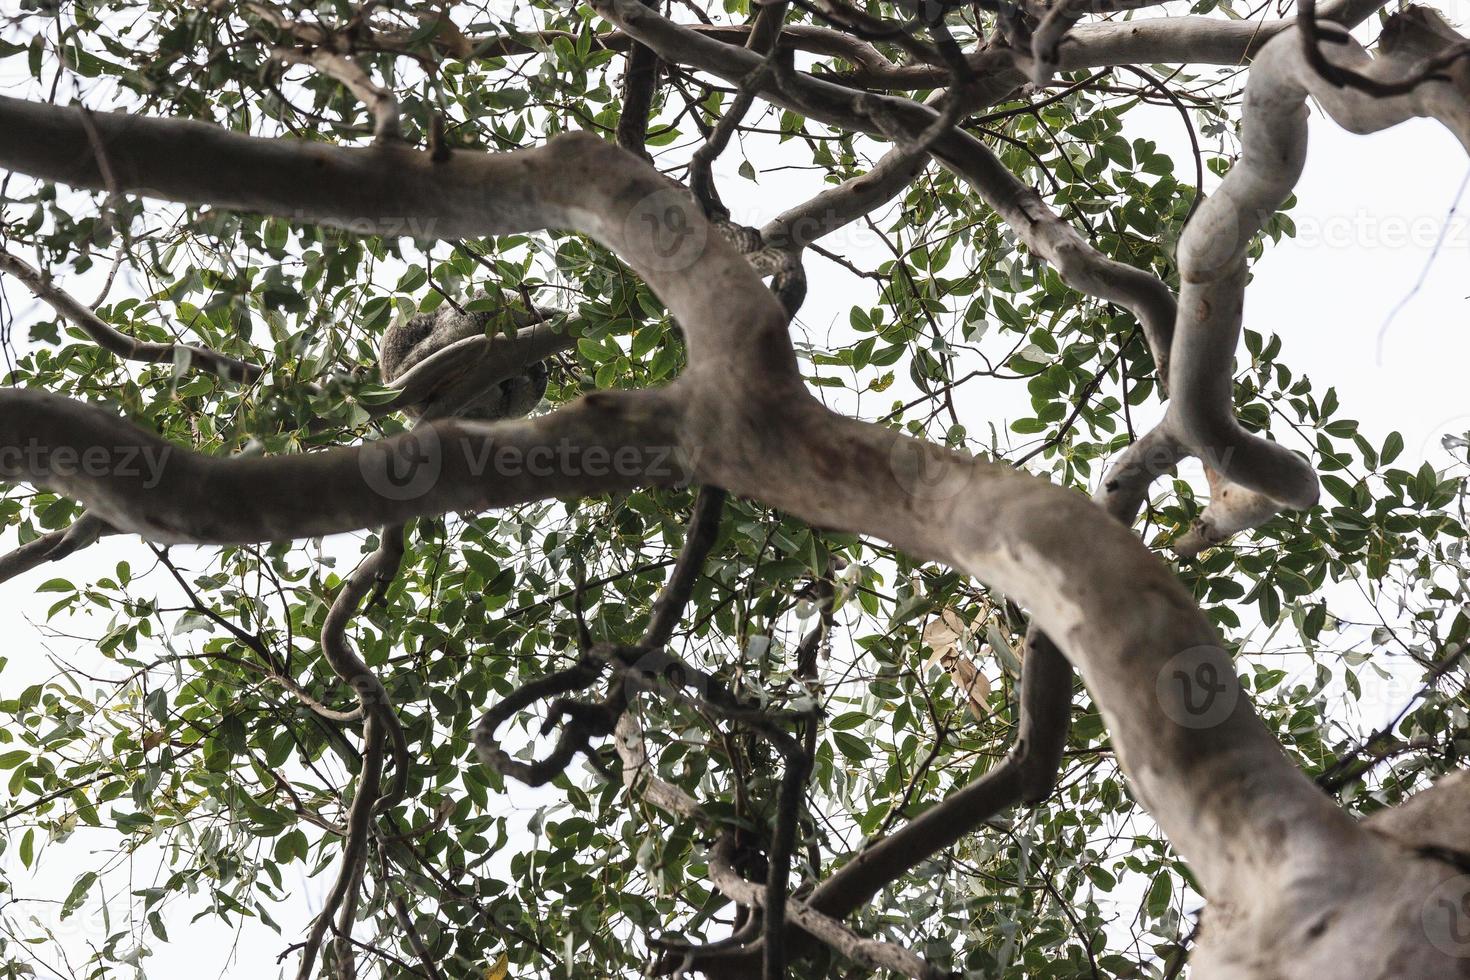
left=0, top=2, right=1467, bottom=978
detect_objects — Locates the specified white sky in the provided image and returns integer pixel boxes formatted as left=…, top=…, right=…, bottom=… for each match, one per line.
left=3, top=6, right=1470, bottom=977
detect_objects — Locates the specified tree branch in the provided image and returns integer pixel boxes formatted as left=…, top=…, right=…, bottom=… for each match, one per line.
left=273, top=45, right=401, bottom=142
left=1166, top=11, right=1470, bottom=552
left=0, top=85, right=1369, bottom=928
left=0, top=512, right=114, bottom=584
left=704, top=834, right=943, bottom=980
left=592, top=0, right=1179, bottom=381
left=0, top=248, right=264, bottom=383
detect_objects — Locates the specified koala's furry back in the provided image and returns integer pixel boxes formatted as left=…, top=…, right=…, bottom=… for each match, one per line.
left=379, top=300, right=548, bottom=421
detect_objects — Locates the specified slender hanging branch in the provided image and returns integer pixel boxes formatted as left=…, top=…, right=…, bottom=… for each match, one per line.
left=0, top=248, right=264, bottom=383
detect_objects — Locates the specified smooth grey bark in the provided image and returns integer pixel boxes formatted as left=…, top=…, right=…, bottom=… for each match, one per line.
left=0, top=103, right=1335, bottom=875
left=3, top=6, right=1470, bottom=974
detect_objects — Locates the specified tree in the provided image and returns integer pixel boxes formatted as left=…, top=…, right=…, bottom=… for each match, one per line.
left=0, top=0, right=1468, bottom=977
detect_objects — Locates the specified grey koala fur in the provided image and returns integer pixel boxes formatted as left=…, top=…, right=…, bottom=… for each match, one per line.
left=379, top=298, right=549, bottom=420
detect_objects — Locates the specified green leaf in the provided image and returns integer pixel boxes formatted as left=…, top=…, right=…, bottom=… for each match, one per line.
left=1381, top=431, right=1404, bottom=466
left=1145, top=872, right=1173, bottom=920
left=274, top=829, right=309, bottom=864
left=61, top=872, right=97, bottom=919
left=630, top=325, right=662, bottom=359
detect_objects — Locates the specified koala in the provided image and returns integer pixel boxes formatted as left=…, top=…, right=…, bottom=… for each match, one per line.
left=379, top=297, right=549, bottom=421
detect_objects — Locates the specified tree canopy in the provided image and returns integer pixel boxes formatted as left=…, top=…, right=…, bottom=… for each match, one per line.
left=1, top=1, right=1469, bottom=978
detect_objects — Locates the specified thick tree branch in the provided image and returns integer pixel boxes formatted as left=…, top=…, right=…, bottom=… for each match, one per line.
left=0, top=59, right=1300, bottom=888
left=1165, top=12, right=1470, bottom=552
left=308, top=0, right=1394, bottom=95
left=0, top=385, right=685, bottom=542
left=1, top=83, right=1436, bottom=975
left=1028, top=0, right=1172, bottom=87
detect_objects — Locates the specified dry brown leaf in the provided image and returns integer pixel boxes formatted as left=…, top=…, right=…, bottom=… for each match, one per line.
left=923, top=608, right=993, bottom=720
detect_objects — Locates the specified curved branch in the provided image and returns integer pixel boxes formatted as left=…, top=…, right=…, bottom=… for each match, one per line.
left=264, top=672, right=366, bottom=724
left=0, top=248, right=264, bottom=384
left=297, top=523, right=411, bottom=979
left=475, top=649, right=619, bottom=786
left=0, top=98, right=794, bottom=383
left=325, top=525, right=412, bottom=810
left=3, top=233, right=1416, bottom=974
left=1055, top=0, right=1388, bottom=71
left=0, top=512, right=114, bottom=584
left=273, top=46, right=401, bottom=142
left=592, top=0, right=1179, bottom=381
left=1029, top=0, right=1172, bottom=87
left=0, top=84, right=1373, bottom=929
left=1165, top=13, right=1470, bottom=552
